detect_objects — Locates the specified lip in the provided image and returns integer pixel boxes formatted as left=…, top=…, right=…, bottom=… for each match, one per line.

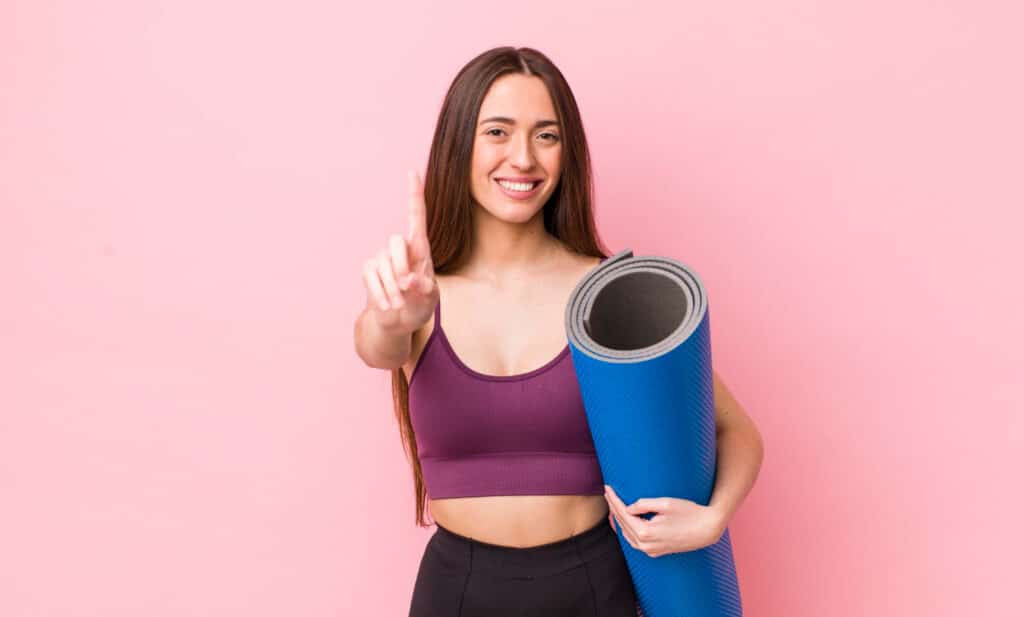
left=494, top=178, right=542, bottom=200
left=495, top=176, right=542, bottom=183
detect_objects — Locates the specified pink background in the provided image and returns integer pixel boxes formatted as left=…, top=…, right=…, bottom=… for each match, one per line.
left=2, top=1, right=1021, bottom=615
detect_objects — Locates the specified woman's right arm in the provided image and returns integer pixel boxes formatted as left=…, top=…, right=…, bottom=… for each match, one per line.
left=353, top=305, right=413, bottom=370
left=354, top=170, right=438, bottom=370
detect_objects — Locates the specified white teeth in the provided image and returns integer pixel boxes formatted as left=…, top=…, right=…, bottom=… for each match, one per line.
left=497, top=179, right=537, bottom=192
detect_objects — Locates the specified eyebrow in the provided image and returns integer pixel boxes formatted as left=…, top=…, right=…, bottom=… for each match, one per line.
left=478, top=116, right=560, bottom=129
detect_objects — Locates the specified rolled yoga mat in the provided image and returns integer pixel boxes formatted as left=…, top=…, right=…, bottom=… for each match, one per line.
left=564, top=248, right=742, bottom=617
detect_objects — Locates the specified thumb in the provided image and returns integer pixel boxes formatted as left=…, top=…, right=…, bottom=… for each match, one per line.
left=398, top=260, right=432, bottom=295
left=626, top=498, right=669, bottom=514
left=415, top=259, right=435, bottom=295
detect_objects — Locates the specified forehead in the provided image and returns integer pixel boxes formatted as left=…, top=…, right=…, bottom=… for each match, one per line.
left=477, top=73, right=556, bottom=122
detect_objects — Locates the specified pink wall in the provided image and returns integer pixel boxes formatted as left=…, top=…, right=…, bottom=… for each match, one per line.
left=2, top=1, right=1020, bottom=615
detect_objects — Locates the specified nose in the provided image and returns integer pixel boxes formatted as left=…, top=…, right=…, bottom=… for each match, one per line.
left=509, top=132, right=536, bottom=170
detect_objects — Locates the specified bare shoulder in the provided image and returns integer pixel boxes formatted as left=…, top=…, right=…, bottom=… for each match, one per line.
left=568, top=253, right=604, bottom=283
left=401, top=273, right=449, bottom=383
left=549, top=253, right=603, bottom=311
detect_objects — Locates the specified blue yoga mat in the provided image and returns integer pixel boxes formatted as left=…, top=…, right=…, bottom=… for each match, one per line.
left=565, top=248, right=742, bottom=617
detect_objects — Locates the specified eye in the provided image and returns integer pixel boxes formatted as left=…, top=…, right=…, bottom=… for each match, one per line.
left=485, top=128, right=507, bottom=137
left=540, top=132, right=560, bottom=142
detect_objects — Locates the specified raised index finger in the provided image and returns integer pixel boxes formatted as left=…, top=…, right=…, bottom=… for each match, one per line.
left=407, top=169, right=427, bottom=243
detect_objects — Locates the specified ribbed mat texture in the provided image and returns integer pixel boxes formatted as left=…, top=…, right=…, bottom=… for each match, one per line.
left=565, top=248, right=742, bottom=617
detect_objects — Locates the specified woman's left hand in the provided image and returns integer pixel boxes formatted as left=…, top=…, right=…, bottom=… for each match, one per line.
left=604, top=484, right=726, bottom=558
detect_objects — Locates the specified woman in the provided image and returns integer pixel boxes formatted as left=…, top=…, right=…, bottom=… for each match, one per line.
left=355, top=46, right=763, bottom=617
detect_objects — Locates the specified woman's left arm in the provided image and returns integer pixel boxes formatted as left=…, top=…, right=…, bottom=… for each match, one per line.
left=705, top=369, right=765, bottom=531
left=605, top=370, right=765, bottom=557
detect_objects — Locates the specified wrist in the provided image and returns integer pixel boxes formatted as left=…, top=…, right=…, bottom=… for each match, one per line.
left=707, top=503, right=730, bottom=535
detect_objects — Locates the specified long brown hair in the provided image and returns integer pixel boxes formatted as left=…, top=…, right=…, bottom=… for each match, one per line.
left=392, top=46, right=609, bottom=527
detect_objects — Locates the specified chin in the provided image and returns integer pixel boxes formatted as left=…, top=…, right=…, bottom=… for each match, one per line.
left=481, top=202, right=544, bottom=224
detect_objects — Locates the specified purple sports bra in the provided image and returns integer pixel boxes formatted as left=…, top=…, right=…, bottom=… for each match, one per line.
left=407, top=258, right=607, bottom=500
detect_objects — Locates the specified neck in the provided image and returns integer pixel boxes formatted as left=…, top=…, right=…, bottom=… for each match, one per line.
left=464, top=207, right=560, bottom=283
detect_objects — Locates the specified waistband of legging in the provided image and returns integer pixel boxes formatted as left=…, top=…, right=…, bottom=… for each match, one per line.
left=430, top=517, right=619, bottom=577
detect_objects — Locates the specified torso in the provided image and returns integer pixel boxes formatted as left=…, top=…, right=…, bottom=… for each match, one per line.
left=401, top=251, right=607, bottom=548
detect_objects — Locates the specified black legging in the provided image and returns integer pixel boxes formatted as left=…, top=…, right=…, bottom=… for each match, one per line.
left=408, top=517, right=639, bottom=617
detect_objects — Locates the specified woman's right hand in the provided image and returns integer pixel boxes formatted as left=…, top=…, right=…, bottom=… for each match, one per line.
left=361, top=170, right=439, bottom=335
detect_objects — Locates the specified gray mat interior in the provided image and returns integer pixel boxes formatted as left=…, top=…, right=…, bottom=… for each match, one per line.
left=565, top=248, right=708, bottom=363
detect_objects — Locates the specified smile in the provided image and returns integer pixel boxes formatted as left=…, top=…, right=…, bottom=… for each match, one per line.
left=494, top=178, right=542, bottom=200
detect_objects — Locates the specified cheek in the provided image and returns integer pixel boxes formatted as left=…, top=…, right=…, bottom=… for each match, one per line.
left=471, top=143, right=503, bottom=170
left=539, top=148, right=561, bottom=175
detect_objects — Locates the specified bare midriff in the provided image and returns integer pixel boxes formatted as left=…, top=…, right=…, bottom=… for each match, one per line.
left=428, top=494, right=610, bottom=548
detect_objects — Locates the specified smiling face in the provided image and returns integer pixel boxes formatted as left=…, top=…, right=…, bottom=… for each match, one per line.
left=469, top=73, right=563, bottom=223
